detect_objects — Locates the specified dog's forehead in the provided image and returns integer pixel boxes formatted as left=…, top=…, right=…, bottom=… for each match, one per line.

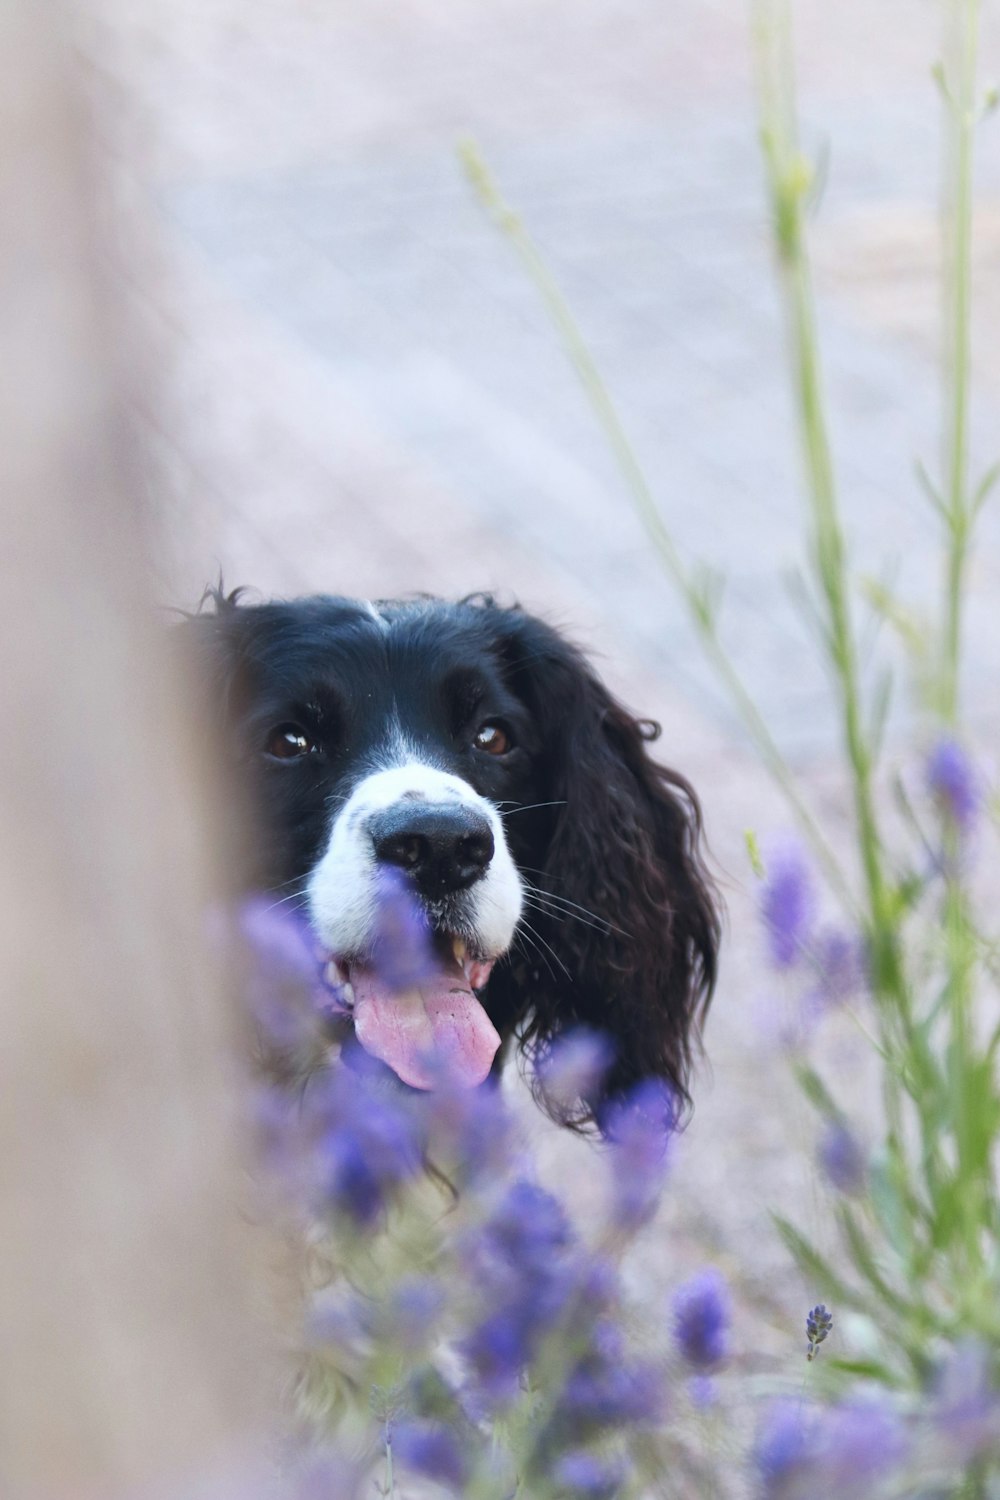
left=250, top=597, right=504, bottom=702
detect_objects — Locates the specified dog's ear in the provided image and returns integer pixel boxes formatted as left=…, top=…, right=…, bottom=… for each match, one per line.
left=497, top=612, right=721, bottom=1127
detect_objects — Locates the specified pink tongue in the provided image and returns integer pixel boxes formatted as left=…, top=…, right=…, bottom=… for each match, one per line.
left=352, top=958, right=501, bottom=1090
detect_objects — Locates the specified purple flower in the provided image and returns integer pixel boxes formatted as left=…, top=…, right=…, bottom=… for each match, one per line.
left=466, top=1179, right=574, bottom=1290
left=810, top=928, right=865, bottom=1012
left=687, top=1374, right=718, bottom=1409
left=380, top=1277, right=446, bottom=1351
left=239, top=895, right=319, bottom=980
left=557, top=1320, right=664, bottom=1436
left=822, top=1398, right=909, bottom=1486
left=818, top=1121, right=866, bottom=1196
left=370, top=866, right=435, bottom=991
left=307, top=1069, right=424, bottom=1226
left=755, top=1399, right=817, bottom=1496
left=392, top=1421, right=469, bottom=1489
left=926, top=737, right=981, bottom=835
left=238, top=896, right=327, bottom=1046
left=931, top=1340, right=1000, bottom=1462
left=462, top=1307, right=537, bottom=1400
left=560, top=1355, right=664, bottom=1436
left=536, top=1028, right=613, bottom=1119
left=760, top=837, right=816, bottom=969
left=426, top=1072, right=513, bottom=1186
left=552, top=1451, right=626, bottom=1496
left=601, top=1078, right=678, bottom=1230
left=672, top=1268, right=731, bottom=1370
left=806, top=1303, right=833, bottom=1361
left=756, top=1396, right=907, bottom=1496
left=460, top=1180, right=577, bottom=1399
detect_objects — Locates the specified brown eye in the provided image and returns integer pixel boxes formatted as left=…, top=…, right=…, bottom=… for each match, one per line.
left=265, top=723, right=316, bottom=760
left=473, top=722, right=511, bottom=756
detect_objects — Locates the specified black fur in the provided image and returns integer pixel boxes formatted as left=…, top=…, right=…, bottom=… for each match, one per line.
left=183, top=589, right=720, bottom=1127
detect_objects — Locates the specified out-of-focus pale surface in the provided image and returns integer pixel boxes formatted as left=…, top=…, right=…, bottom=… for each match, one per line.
left=0, top=6, right=274, bottom=1494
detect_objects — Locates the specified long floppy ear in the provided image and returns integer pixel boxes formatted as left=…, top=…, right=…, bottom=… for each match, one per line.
left=496, top=612, right=721, bottom=1127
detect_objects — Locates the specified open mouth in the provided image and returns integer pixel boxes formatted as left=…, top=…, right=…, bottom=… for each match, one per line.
left=320, top=933, right=500, bottom=1091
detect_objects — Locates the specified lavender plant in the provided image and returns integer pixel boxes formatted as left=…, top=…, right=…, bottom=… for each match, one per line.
left=460, top=0, right=1000, bottom=1492
left=243, top=900, right=731, bottom=1499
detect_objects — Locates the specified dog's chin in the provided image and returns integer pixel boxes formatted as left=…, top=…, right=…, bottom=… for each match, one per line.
left=318, top=932, right=501, bottom=1091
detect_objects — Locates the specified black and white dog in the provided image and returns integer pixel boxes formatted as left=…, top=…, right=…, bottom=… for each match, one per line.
left=187, top=590, right=719, bottom=1124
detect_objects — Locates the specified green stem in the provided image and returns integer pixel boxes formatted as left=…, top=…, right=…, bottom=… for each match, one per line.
left=753, top=0, right=902, bottom=1007
left=459, top=136, right=853, bottom=912
left=940, top=0, right=980, bottom=725
left=937, top=0, right=989, bottom=1290
left=384, top=1418, right=394, bottom=1499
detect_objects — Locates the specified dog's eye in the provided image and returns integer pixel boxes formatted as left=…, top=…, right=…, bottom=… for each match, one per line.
left=473, top=721, right=511, bottom=756
left=265, top=723, right=316, bottom=760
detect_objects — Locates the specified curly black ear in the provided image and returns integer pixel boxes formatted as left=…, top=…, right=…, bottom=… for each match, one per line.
left=492, top=611, right=721, bottom=1127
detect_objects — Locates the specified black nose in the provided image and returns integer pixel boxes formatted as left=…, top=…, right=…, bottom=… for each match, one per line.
left=369, top=803, right=495, bottom=896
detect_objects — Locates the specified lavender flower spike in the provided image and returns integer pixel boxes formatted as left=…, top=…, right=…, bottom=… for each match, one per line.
left=370, top=865, right=435, bottom=991
left=755, top=1399, right=815, bottom=1495
left=672, top=1268, right=731, bottom=1371
left=759, top=836, right=816, bottom=969
left=926, top=736, right=981, bottom=835
left=818, top=1121, right=866, bottom=1196
left=392, top=1421, right=469, bottom=1489
left=806, top=1303, right=833, bottom=1361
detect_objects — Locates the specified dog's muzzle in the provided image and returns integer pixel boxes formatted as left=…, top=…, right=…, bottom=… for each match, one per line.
left=306, top=764, right=523, bottom=1090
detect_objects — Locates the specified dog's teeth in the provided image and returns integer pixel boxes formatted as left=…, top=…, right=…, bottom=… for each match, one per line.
left=341, top=981, right=355, bottom=1008
left=452, top=937, right=467, bottom=964
left=324, top=958, right=345, bottom=987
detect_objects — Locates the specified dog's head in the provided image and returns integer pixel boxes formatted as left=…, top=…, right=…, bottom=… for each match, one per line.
left=185, top=590, right=720, bottom=1124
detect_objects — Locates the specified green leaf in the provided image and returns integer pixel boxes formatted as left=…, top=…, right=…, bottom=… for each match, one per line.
left=868, top=668, right=894, bottom=762
left=745, top=828, right=766, bottom=880
left=826, top=1356, right=906, bottom=1387
left=971, top=459, right=1000, bottom=517
left=868, top=1149, right=916, bottom=1259
left=837, top=1205, right=912, bottom=1319
left=857, top=574, right=926, bottom=656
left=915, top=458, right=948, bottom=520
left=792, top=1061, right=842, bottom=1122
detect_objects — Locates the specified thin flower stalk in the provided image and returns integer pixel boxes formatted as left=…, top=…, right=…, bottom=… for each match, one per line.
left=752, top=0, right=901, bottom=1011
left=458, top=137, right=852, bottom=914
left=939, top=0, right=982, bottom=728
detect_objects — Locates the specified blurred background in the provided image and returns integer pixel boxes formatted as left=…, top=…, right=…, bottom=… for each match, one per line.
left=88, top=0, right=1000, bottom=759
left=4, top=1, right=999, bottom=1487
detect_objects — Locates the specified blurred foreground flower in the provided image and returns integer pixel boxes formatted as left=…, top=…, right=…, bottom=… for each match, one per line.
left=926, top=736, right=981, bottom=836
left=241, top=895, right=723, bottom=1496
left=601, top=1077, right=678, bottom=1230
left=756, top=1394, right=907, bottom=1500
left=536, top=1027, right=613, bottom=1121
left=930, top=1340, right=1000, bottom=1464
left=672, top=1268, right=731, bottom=1371
left=392, top=1420, right=469, bottom=1489
left=370, top=865, right=436, bottom=990
left=755, top=1399, right=816, bottom=1498
left=760, top=837, right=816, bottom=969
left=817, top=1121, right=866, bottom=1196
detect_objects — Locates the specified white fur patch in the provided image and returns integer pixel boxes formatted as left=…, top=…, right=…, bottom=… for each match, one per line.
left=306, top=761, right=523, bottom=959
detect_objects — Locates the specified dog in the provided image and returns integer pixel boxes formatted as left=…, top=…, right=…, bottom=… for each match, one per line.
left=186, top=589, right=719, bottom=1126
